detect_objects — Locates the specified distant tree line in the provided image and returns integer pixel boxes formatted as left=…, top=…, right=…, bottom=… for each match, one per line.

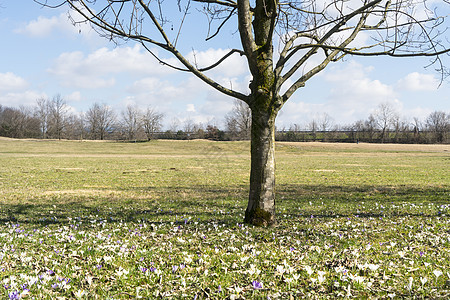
left=0, top=98, right=448, bottom=143
left=0, top=96, right=164, bottom=141
left=276, top=104, right=449, bottom=144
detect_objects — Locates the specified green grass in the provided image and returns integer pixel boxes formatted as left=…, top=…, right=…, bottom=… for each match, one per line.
left=0, top=138, right=449, bottom=299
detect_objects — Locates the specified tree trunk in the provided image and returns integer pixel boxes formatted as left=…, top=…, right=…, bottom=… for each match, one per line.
left=245, top=107, right=277, bottom=226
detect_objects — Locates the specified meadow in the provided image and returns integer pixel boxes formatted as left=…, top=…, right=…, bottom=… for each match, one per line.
left=0, top=138, right=449, bottom=299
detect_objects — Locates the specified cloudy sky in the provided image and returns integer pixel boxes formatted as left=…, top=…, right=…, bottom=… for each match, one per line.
left=0, top=1, right=448, bottom=130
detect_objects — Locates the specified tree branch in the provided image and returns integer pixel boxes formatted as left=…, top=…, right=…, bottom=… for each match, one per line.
left=206, top=8, right=236, bottom=41
left=237, top=0, right=257, bottom=65
left=281, top=9, right=371, bottom=104
left=193, top=0, right=237, bottom=9
left=277, top=0, right=383, bottom=88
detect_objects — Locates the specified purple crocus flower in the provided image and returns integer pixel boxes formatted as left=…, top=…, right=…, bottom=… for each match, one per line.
left=252, top=280, right=263, bottom=289
left=8, top=291, right=20, bottom=300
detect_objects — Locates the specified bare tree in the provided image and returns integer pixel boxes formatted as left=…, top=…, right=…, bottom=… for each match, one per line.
left=36, top=0, right=449, bottom=226
left=426, top=111, right=449, bottom=143
left=317, top=112, right=333, bottom=141
left=85, top=103, right=116, bottom=140
left=141, top=106, right=164, bottom=141
left=225, top=100, right=251, bottom=140
left=412, top=117, right=422, bottom=142
left=0, top=106, right=38, bottom=138
left=121, top=104, right=142, bottom=141
left=65, top=113, right=85, bottom=140
left=308, top=118, right=318, bottom=141
left=48, top=94, right=68, bottom=140
left=35, top=98, right=50, bottom=139
left=183, top=117, right=195, bottom=139
left=374, top=102, right=398, bottom=143
left=168, top=117, right=180, bottom=134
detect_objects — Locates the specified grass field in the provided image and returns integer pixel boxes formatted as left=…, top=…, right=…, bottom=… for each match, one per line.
left=0, top=138, right=449, bottom=299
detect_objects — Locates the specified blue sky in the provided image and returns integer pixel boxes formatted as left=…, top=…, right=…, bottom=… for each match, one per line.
left=0, top=1, right=448, bottom=130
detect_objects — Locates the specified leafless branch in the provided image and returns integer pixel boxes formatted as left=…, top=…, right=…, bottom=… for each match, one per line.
left=193, top=0, right=237, bottom=9
left=206, top=7, right=236, bottom=41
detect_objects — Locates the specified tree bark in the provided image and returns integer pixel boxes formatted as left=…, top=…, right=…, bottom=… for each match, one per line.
left=245, top=105, right=277, bottom=226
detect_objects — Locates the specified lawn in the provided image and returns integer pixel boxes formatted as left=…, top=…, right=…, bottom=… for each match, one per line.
left=0, top=138, right=449, bottom=299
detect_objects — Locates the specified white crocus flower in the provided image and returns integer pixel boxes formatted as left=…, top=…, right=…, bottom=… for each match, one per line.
left=433, top=270, right=443, bottom=279
left=74, top=290, right=86, bottom=299
left=407, top=277, right=413, bottom=291
left=304, top=265, right=314, bottom=276
left=318, top=271, right=326, bottom=284
left=276, top=265, right=285, bottom=276
left=420, top=277, right=427, bottom=286
left=368, top=264, right=379, bottom=271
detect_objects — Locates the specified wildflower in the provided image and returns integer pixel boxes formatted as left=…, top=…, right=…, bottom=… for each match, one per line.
left=116, top=267, right=129, bottom=278
left=420, top=277, right=427, bottom=286
left=407, top=277, right=413, bottom=291
left=9, top=291, right=20, bottom=300
left=275, top=265, right=285, bottom=276
left=433, top=270, right=443, bottom=279
left=74, top=290, right=86, bottom=299
left=318, top=271, right=326, bottom=284
left=304, top=265, right=314, bottom=276
left=248, top=264, right=260, bottom=276
left=252, top=280, right=263, bottom=290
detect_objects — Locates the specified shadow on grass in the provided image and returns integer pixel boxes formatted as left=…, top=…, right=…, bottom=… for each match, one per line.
left=0, top=184, right=448, bottom=226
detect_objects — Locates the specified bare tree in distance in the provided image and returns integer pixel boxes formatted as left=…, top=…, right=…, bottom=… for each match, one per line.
left=85, top=103, right=116, bottom=140
left=36, top=0, right=449, bottom=226
left=35, top=98, right=50, bottom=139
left=225, top=100, right=251, bottom=140
left=48, top=94, right=68, bottom=140
left=121, top=104, right=142, bottom=141
left=141, top=106, right=164, bottom=141
left=374, top=102, right=399, bottom=143
left=426, top=111, right=449, bottom=143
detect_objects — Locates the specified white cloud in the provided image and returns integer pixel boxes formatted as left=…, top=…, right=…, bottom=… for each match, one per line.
left=324, top=61, right=396, bottom=105
left=277, top=60, right=402, bottom=127
left=128, top=77, right=182, bottom=97
left=65, top=91, right=83, bottom=102
left=48, top=45, right=177, bottom=89
left=0, top=72, right=28, bottom=92
left=186, top=104, right=196, bottom=112
left=15, top=10, right=96, bottom=39
left=15, top=15, right=60, bottom=37
left=0, top=91, right=47, bottom=108
left=397, top=72, right=439, bottom=91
